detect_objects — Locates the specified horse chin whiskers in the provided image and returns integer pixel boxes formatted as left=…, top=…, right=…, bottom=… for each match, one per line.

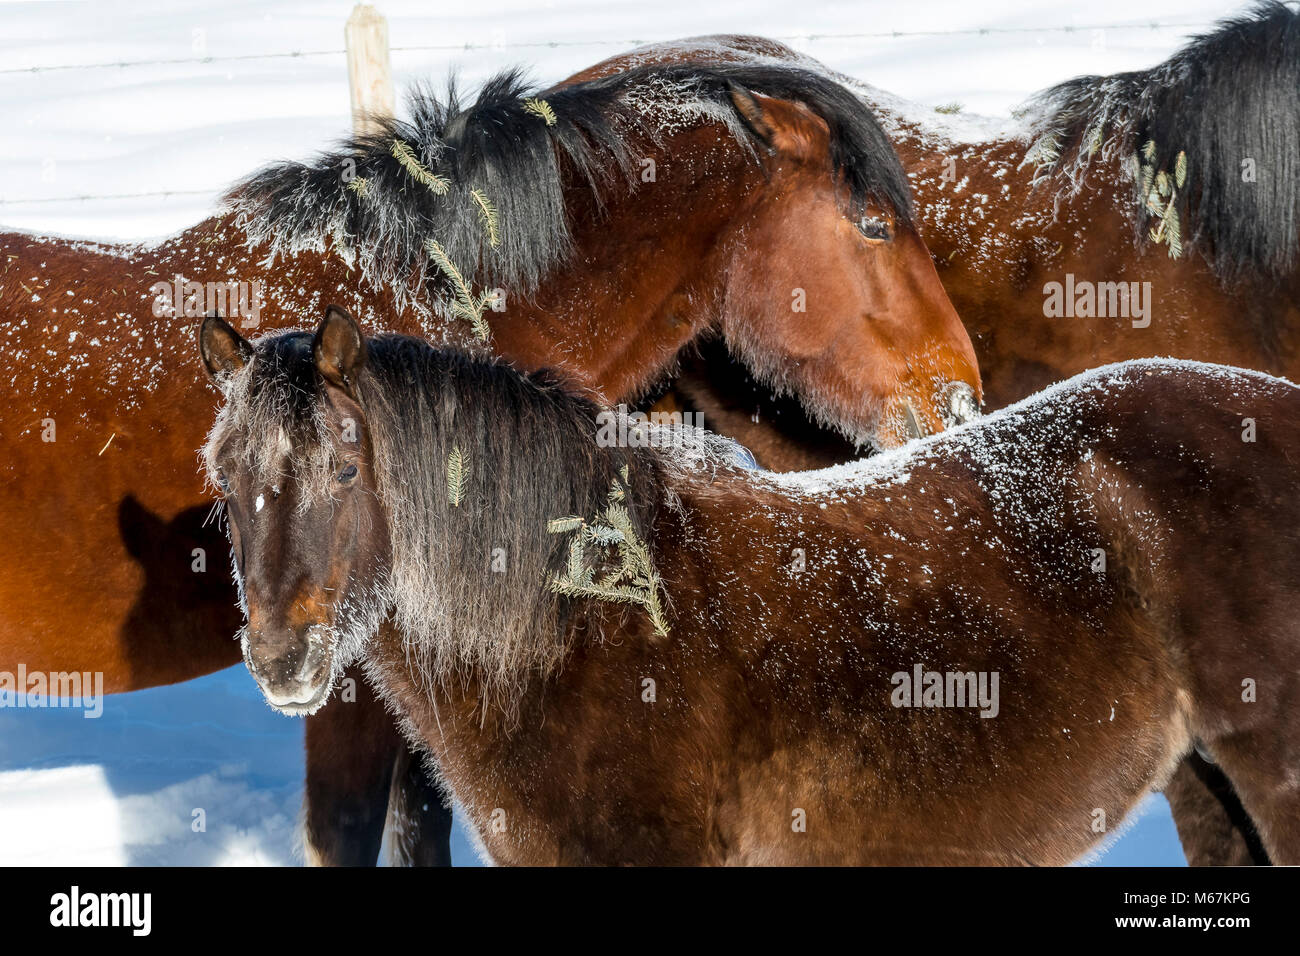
left=264, top=676, right=336, bottom=717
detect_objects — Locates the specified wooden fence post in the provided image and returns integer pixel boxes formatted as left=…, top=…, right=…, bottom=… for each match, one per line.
left=345, top=4, right=395, bottom=136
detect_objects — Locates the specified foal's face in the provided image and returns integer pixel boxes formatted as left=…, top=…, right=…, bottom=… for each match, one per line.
left=718, top=94, right=982, bottom=448
left=199, top=307, right=389, bottom=715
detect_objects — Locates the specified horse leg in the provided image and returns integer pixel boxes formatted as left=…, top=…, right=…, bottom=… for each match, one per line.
left=384, top=741, right=454, bottom=867
left=1163, top=752, right=1271, bottom=865
left=1203, top=734, right=1300, bottom=865
left=302, top=666, right=399, bottom=866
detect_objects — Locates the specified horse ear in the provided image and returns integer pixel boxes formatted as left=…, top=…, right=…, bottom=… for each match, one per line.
left=726, top=81, right=776, bottom=149
left=199, top=312, right=252, bottom=381
left=314, top=305, right=367, bottom=397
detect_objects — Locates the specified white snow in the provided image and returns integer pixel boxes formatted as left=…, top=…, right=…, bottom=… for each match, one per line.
left=0, top=0, right=1239, bottom=241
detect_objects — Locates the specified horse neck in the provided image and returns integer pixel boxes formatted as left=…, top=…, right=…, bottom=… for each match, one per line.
left=362, top=469, right=710, bottom=862
left=366, top=468, right=906, bottom=863
left=878, top=106, right=1063, bottom=297
left=486, top=123, right=764, bottom=404
left=366, top=352, right=665, bottom=702
left=128, top=120, right=765, bottom=411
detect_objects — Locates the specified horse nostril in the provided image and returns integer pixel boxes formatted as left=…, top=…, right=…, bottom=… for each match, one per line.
left=943, top=382, right=981, bottom=427
left=243, top=628, right=332, bottom=711
left=901, top=401, right=926, bottom=440
left=295, top=636, right=328, bottom=683
left=245, top=629, right=322, bottom=686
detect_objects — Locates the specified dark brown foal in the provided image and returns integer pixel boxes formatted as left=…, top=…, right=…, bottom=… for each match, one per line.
left=203, top=308, right=1300, bottom=865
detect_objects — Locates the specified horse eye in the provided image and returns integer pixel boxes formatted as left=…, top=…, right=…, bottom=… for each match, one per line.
left=858, top=217, right=892, bottom=241
left=337, top=463, right=358, bottom=483
left=216, top=470, right=231, bottom=494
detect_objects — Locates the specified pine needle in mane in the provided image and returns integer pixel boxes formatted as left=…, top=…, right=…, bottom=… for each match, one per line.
left=203, top=331, right=740, bottom=703
left=225, top=62, right=914, bottom=318
left=1019, top=1, right=1300, bottom=283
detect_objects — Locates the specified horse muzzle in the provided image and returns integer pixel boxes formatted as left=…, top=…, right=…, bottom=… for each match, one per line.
left=242, top=625, right=334, bottom=715
left=940, top=381, right=981, bottom=428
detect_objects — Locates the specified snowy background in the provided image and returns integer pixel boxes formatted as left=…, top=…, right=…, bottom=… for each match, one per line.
left=0, top=0, right=1246, bottom=865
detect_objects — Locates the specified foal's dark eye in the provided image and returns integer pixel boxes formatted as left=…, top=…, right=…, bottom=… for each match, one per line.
left=216, top=470, right=231, bottom=494
left=337, top=463, right=358, bottom=483
left=857, top=216, right=893, bottom=242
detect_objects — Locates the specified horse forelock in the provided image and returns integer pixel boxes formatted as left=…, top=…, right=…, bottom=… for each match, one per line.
left=1020, top=0, right=1300, bottom=283
left=223, top=60, right=913, bottom=320
left=200, top=332, right=342, bottom=511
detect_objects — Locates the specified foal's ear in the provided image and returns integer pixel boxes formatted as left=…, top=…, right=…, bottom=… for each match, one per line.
left=726, top=81, right=776, bottom=149
left=314, top=305, right=367, bottom=397
left=199, top=312, right=253, bottom=381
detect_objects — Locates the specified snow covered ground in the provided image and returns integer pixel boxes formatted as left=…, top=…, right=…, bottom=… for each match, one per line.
left=0, top=0, right=1238, bottom=865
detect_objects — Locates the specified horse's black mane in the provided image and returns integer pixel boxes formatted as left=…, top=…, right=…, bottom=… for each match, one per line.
left=225, top=62, right=913, bottom=312
left=209, top=326, right=708, bottom=694
left=1024, top=1, right=1300, bottom=283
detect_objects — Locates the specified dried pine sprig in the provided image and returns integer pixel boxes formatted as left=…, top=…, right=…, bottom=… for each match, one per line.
left=546, top=473, right=669, bottom=637
left=346, top=176, right=370, bottom=198
left=447, top=445, right=467, bottom=507
left=470, top=188, right=500, bottom=247
left=1137, top=140, right=1186, bottom=260
left=391, top=139, right=450, bottom=196
left=523, top=97, right=557, bottom=126
left=425, top=239, right=494, bottom=342
left=1021, top=131, right=1062, bottom=174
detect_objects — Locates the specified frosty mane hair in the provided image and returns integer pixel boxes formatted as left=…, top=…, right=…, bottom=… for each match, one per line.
left=360, top=338, right=649, bottom=695
left=225, top=62, right=914, bottom=314
left=202, top=334, right=342, bottom=507
left=203, top=331, right=738, bottom=699
left=1020, top=1, right=1300, bottom=283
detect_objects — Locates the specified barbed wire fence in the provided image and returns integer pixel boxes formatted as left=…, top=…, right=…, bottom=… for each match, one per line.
left=0, top=14, right=1217, bottom=207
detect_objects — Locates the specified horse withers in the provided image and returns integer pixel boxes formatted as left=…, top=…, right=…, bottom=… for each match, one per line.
left=199, top=306, right=1300, bottom=865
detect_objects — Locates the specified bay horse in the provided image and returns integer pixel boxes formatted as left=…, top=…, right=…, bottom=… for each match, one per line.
left=582, top=3, right=1300, bottom=864
left=0, top=61, right=979, bottom=864
left=200, top=305, right=1300, bottom=866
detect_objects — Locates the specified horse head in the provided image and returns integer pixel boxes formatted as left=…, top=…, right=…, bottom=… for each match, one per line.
left=199, top=307, right=388, bottom=714
left=701, top=81, right=982, bottom=445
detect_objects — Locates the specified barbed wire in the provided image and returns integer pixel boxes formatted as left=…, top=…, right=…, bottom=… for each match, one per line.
left=0, top=20, right=1215, bottom=75
left=0, top=48, right=340, bottom=76
left=0, top=189, right=214, bottom=206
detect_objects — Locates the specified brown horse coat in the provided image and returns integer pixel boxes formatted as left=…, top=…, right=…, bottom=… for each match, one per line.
left=203, top=307, right=1300, bottom=865
left=1, top=61, right=981, bottom=863
left=386, top=362, right=1300, bottom=865
left=594, top=12, right=1300, bottom=865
